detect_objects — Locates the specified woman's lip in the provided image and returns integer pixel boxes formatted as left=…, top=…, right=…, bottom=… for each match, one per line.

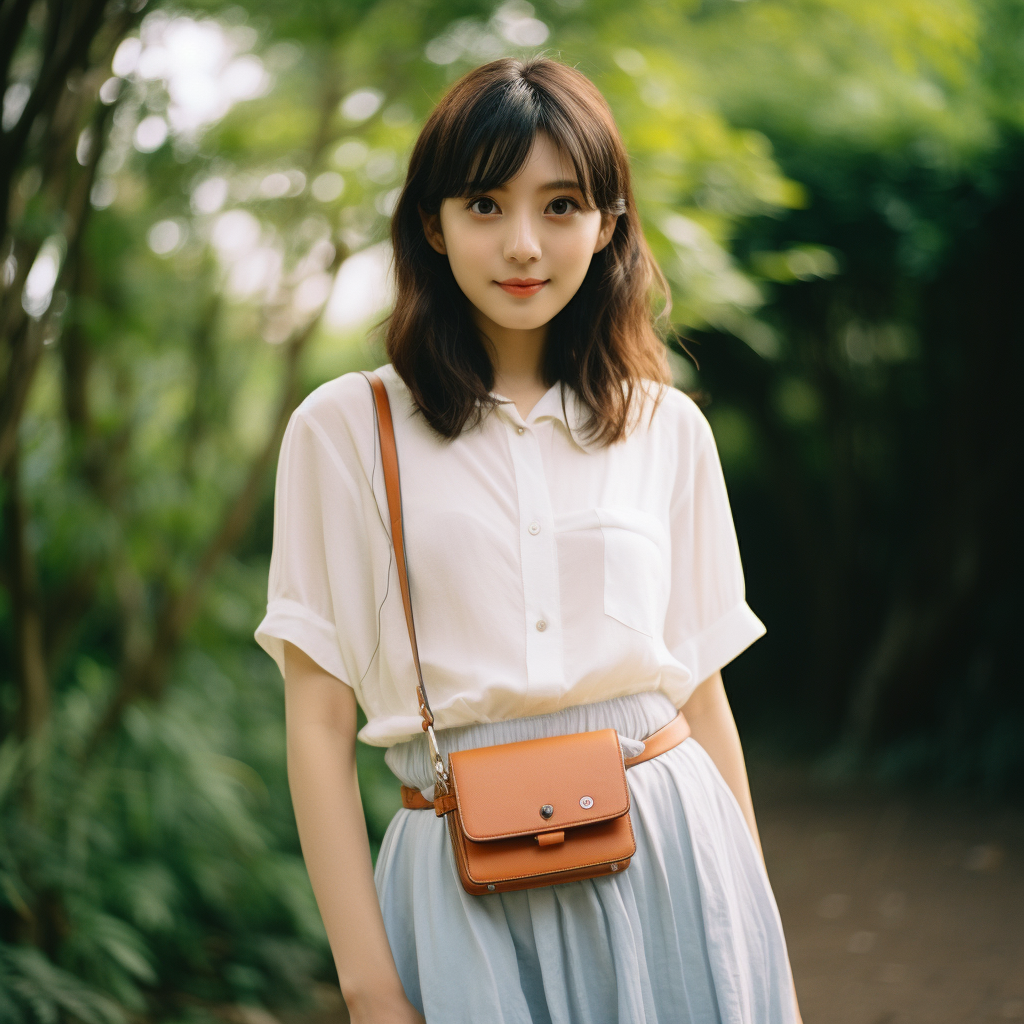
left=498, top=280, right=548, bottom=296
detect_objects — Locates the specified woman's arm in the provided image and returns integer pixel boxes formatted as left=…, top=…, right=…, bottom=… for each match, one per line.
left=283, top=641, right=424, bottom=1024
left=681, top=669, right=763, bottom=859
left=682, top=670, right=803, bottom=1023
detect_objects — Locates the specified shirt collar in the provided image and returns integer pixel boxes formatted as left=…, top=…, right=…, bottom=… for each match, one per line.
left=488, top=382, right=596, bottom=452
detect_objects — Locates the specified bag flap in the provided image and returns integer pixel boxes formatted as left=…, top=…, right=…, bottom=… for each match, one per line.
left=448, top=728, right=630, bottom=842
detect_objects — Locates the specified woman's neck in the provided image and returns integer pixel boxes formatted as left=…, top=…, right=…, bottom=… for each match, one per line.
left=472, top=307, right=551, bottom=419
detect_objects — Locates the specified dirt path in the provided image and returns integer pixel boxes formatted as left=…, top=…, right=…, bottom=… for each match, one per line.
left=753, top=763, right=1024, bottom=1024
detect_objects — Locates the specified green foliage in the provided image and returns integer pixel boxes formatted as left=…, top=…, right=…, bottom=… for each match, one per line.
left=0, top=562, right=331, bottom=1018
left=0, top=943, right=126, bottom=1024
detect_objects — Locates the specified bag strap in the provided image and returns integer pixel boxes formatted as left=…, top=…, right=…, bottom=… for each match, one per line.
left=363, top=371, right=450, bottom=792
left=622, top=709, right=690, bottom=767
left=400, top=711, right=692, bottom=811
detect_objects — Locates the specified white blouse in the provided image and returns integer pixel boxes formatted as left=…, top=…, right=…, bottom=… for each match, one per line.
left=255, top=362, right=765, bottom=747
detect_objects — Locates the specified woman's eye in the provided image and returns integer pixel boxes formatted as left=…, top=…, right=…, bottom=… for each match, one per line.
left=548, top=197, right=579, bottom=216
left=465, top=196, right=579, bottom=216
left=468, top=197, right=498, bottom=215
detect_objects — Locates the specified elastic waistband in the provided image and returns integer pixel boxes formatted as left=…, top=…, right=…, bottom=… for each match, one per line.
left=384, top=690, right=680, bottom=794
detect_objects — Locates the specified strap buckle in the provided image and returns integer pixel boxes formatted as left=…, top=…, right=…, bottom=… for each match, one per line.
left=427, top=723, right=449, bottom=794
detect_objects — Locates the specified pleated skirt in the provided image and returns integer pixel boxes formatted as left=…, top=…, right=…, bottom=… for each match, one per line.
left=376, top=691, right=797, bottom=1024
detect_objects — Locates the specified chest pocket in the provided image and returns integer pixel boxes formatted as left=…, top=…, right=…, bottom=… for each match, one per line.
left=556, top=508, right=670, bottom=640
left=596, top=508, right=670, bottom=637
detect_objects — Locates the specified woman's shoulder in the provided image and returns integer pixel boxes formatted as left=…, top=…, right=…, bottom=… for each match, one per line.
left=283, top=367, right=399, bottom=474
left=292, top=364, right=411, bottom=438
left=295, top=367, right=373, bottom=420
left=636, top=379, right=713, bottom=447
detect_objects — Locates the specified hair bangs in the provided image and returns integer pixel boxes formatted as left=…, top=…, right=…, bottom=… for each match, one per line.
left=421, top=72, right=605, bottom=212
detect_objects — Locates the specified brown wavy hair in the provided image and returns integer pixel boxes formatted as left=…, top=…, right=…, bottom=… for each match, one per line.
left=385, top=56, right=671, bottom=445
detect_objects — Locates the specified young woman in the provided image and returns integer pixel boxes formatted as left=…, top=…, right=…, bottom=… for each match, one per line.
left=256, top=56, right=802, bottom=1024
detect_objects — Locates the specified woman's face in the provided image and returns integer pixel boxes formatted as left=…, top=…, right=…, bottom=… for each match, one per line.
left=420, top=132, right=617, bottom=336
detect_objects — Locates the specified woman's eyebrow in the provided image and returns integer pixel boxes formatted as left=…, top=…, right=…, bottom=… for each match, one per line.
left=539, top=179, right=582, bottom=191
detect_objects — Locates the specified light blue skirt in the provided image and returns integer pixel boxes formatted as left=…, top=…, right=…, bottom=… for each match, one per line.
left=376, top=691, right=797, bottom=1024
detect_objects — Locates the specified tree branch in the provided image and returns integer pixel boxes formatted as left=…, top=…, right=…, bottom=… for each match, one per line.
left=0, top=312, right=45, bottom=471
left=0, top=66, right=110, bottom=471
left=83, top=243, right=348, bottom=759
left=3, top=444, right=49, bottom=738
left=0, top=0, right=107, bottom=245
left=0, top=0, right=34, bottom=97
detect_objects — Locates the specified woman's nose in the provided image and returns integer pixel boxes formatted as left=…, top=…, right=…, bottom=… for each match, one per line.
left=503, top=211, right=542, bottom=263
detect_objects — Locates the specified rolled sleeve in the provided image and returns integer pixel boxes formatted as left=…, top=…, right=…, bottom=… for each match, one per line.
left=255, top=597, right=348, bottom=684
left=663, top=405, right=764, bottom=697
left=254, top=396, right=378, bottom=692
left=669, top=600, right=765, bottom=691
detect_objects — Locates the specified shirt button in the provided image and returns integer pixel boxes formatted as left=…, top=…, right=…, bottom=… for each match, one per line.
left=536, top=620, right=547, bottom=632
left=516, top=427, right=525, bottom=435
left=528, top=521, right=540, bottom=535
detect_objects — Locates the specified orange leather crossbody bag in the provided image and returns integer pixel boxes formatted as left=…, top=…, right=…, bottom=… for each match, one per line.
left=365, top=372, right=691, bottom=895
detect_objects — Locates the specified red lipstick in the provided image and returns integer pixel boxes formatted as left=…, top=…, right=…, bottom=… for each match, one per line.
left=498, top=277, right=547, bottom=297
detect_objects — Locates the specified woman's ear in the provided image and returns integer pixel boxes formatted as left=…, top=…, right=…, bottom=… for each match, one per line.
left=593, top=210, right=618, bottom=253
left=419, top=205, right=447, bottom=255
